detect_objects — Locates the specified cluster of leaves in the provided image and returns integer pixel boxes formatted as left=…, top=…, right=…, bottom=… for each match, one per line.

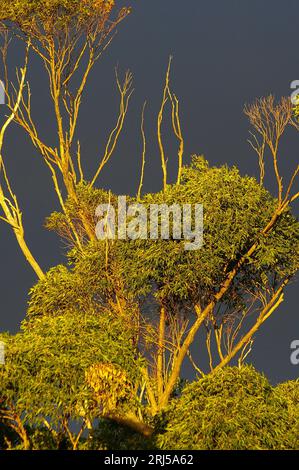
left=0, top=309, right=142, bottom=448
left=157, top=365, right=299, bottom=450
left=0, top=0, right=116, bottom=33
left=27, top=263, right=105, bottom=319
left=26, top=242, right=139, bottom=320
left=45, top=183, right=121, bottom=244
left=46, top=157, right=299, bottom=311
left=83, top=419, right=156, bottom=450
left=86, top=363, right=134, bottom=415
left=1, top=339, right=298, bottom=450
left=66, top=366, right=299, bottom=451
left=274, top=379, right=299, bottom=438
left=117, top=156, right=298, bottom=305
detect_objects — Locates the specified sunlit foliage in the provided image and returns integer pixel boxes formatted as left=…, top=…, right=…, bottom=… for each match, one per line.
left=157, top=366, right=299, bottom=450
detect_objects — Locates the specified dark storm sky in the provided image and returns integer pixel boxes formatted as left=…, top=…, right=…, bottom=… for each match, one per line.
left=0, top=0, right=298, bottom=383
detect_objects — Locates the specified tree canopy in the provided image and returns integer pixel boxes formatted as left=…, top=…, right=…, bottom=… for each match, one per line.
left=39, top=156, right=299, bottom=317
left=157, top=366, right=299, bottom=450
left=0, top=0, right=298, bottom=452
left=0, top=0, right=116, bottom=31
left=28, top=156, right=299, bottom=415
left=0, top=310, right=142, bottom=449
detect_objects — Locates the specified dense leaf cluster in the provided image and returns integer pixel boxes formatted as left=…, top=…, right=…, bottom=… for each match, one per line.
left=42, top=157, right=299, bottom=315
left=0, top=0, right=116, bottom=32
left=157, top=366, right=299, bottom=450
left=0, top=310, right=141, bottom=435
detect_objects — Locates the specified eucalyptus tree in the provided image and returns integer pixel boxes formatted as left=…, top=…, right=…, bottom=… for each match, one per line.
left=0, top=1, right=298, bottom=445
left=41, top=154, right=299, bottom=414
left=0, top=0, right=131, bottom=273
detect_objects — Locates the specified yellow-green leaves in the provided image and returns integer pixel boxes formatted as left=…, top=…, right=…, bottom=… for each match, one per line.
left=0, top=0, right=117, bottom=33
left=158, top=366, right=299, bottom=450
left=86, top=363, right=133, bottom=414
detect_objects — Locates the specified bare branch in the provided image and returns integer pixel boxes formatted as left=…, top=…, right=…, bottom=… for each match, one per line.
left=137, top=101, right=147, bottom=201
left=0, top=45, right=44, bottom=279
left=91, top=69, right=133, bottom=186
left=245, top=96, right=293, bottom=205
left=168, top=89, right=184, bottom=185
left=157, top=57, right=172, bottom=191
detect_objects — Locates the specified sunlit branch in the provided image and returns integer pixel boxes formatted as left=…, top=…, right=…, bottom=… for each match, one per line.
left=157, top=57, right=172, bottom=191
left=213, top=280, right=288, bottom=373
left=91, top=69, right=133, bottom=186
left=0, top=45, right=44, bottom=279
left=137, top=101, right=147, bottom=201
left=168, top=88, right=184, bottom=185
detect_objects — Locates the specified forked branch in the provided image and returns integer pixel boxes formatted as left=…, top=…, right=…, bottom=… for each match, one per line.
left=0, top=46, right=44, bottom=279
left=91, top=69, right=133, bottom=186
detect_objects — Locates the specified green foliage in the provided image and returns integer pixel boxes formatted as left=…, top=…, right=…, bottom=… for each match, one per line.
left=274, top=379, right=299, bottom=442
left=46, top=157, right=298, bottom=311
left=157, top=366, right=298, bottom=450
left=27, top=242, right=136, bottom=319
left=0, top=310, right=141, bottom=441
left=276, top=379, right=299, bottom=407
left=0, top=0, right=116, bottom=33
left=83, top=419, right=156, bottom=450
left=45, top=183, right=118, bottom=242
left=2, top=158, right=298, bottom=450
left=117, top=156, right=298, bottom=305
left=86, top=363, right=135, bottom=415
left=27, top=264, right=102, bottom=319
left=0, top=0, right=296, bottom=453
left=24, top=427, right=62, bottom=450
